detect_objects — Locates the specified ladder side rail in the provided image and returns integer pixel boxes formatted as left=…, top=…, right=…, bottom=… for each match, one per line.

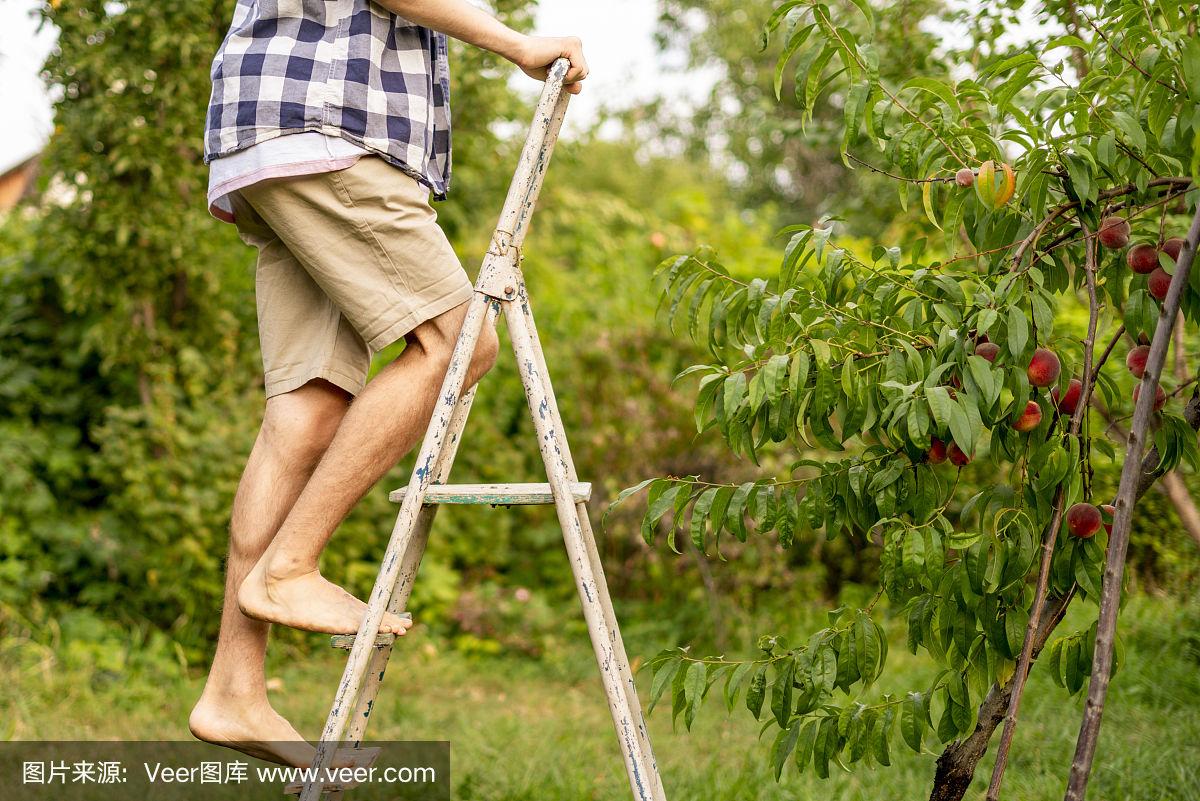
left=489, top=59, right=571, bottom=256
left=514, top=284, right=667, bottom=801
left=300, top=293, right=493, bottom=801
left=344, top=303, right=500, bottom=747
left=503, top=300, right=655, bottom=801
left=507, top=90, right=571, bottom=254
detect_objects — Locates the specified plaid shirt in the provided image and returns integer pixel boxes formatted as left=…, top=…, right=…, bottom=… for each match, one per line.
left=204, top=0, right=452, bottom=198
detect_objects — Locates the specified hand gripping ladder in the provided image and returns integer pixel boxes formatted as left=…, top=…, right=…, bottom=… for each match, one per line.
left=296, top=59, right=668, bottom=801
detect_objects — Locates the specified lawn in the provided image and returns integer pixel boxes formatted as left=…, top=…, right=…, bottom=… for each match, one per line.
left=2, top=593, right=1198, bottom=800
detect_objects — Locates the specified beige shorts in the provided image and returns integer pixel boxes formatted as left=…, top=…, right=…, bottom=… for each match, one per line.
left=229, top=155, right=474, bottom=399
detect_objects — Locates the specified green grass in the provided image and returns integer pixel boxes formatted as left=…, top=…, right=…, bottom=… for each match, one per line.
left=2, top=594, right=1198, bottom=800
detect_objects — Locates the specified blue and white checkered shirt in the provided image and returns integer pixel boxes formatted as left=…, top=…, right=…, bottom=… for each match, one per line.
left=203, top=0, right=452, bottom=199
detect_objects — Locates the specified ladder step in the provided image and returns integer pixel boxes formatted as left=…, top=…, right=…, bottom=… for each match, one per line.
left=330, top=632, right=396, bottom=650
left=388, top=481, right=591, bottom=506
left=329, top=613, right=411, bottom=650
left=282, top=747, right=381, bottom=794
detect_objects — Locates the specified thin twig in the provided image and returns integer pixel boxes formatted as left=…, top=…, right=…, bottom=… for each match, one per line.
left=1064, top=203, right=1200, bottom=800
left=1090, top=325, right=1125, bottom=384
left=844, top=152, right=958, bottom=184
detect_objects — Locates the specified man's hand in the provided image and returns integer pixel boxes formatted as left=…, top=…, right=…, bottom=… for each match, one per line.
left=509, top=35, right=588, bottom=95
left=372, top=1, right=589, bottom=93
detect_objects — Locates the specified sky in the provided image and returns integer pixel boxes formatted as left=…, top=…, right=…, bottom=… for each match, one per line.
left=0, top=0, right=710, bottom=175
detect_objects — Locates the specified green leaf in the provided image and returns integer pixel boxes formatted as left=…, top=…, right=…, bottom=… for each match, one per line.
left=948, top=400, right=973, bottom=454
left=1006, top=306, right=1029, bottom=361
left=922, top=180, right=941, bottom=229
left=724, top=661, right=754, bottom=712
left=842, top=82, right=870, bottom=164
left=683, top=660, right=706, bottom=730
left=902, top=76, right=962, bottom=119
left=771, top=721, right=802, bottom=780
left=690, top=487, right=718, bottom=554
left=764, top=354, right=789, bottom=407
left=642, top=482, right=682, bottom=545
left=794, top=719, right=819, bottom=773
left=771, top=657, right=797, bottom=728
left=814, top=645, right=838, bottom=691
left=1005, top=606, right=1029, bottom=660
left=746, top=664, right=768, bottom=720
left=901, top=693, right=924, bottom=753
left=647, top=653, right=681, bottom=714
left=604, top=478, right=656, bottom=529
left=723, top=371, right=748, bottom=416
left=927, top=385, right=953, bottom=429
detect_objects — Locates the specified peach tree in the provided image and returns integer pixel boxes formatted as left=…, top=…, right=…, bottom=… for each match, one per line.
left=616, top=2, right=1200, bottom=799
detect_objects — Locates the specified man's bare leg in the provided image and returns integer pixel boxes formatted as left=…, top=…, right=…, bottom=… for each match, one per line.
left=189, top=380, right=408, bottom=766
left=238, top=300, right=498, bottom=632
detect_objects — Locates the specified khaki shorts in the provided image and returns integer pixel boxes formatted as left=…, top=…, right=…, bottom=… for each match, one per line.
left=229, top=155, right=474, bottom=399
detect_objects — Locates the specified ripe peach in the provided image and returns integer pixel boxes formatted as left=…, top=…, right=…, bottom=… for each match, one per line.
left=1013, top=400, right=1042, bottom=432
left=1133, top=383, right=1167, bottom=412
left=1027, top=348, right=1061, bottom=388
left=975, top=341, right=1000, bottom=362
left=975, top=160, right=1016, bottom=209
left=1127, top=243, right=1159, bottom=274
left=1097, top=216, right=1130, bottom=249
left=1148, top=267, right=1172, bottom=301
left=948, top=442, right=971, bottom=466
left=1052, top=378, right=1083, bottom=415
left=1126, top=345, right=1150, bottom=378
left=1100, top=503, right=1116, bottom=535
left=928, top=437, right=948, bottom=464
left=1066, top=503, right=1102, bottom=539
left=955, top=168, right=975, bottom=188
left=1162, top=237, right=1186, bottom=262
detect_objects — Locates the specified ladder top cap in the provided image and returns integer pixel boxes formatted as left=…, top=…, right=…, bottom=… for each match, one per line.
left=388, top=481, right=590, bottom=506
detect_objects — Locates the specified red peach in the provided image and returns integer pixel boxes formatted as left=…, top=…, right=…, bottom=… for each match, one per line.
left=1066, top=503, right=1102, bottom=539
left=1133, top=383, right=1167, bottom=412
left=928, top=438, right=948, bottom=464
left=975, top=341, right=1001, bottom=363
left=1027, top=348, right=1061, bottom=388
left=1097, top=216, right=1130, bottom=249
left=1148, top=267, right=1172, bottom=301
left=1127, top=243, right=1159, bottom=274
left=955, top=168, right=975, bottom=188
left=1162, top=237, right=1186, bottom=262
left=1100, top=503, right=1116, bottom=535
left=1013, top=400, right=1043, bottom=432
left=1052, top=378, right=1083, bottom=415
left=1126, top=345, right=1150, bottom=378
left=948, top=442, right=971, bottom=466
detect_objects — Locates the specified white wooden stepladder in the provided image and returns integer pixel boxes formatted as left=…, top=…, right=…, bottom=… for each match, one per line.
left=296, top=59, right=668, bottom=801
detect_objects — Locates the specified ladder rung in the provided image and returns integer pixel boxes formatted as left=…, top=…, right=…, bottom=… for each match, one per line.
left=284, top=779, right=358, bottom=795
left=388, top=481, right=591, bottom=506
left=329, top=613, right=410, bottom=650
left=281, top=747, right=380, bottom=794
left=330, top=632, right=396, bottom=650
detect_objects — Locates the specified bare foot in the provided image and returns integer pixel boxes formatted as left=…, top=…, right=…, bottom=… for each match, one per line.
left=189, top=693, right=362, bottom=768
left=238, top=561, right=412, bottom=636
